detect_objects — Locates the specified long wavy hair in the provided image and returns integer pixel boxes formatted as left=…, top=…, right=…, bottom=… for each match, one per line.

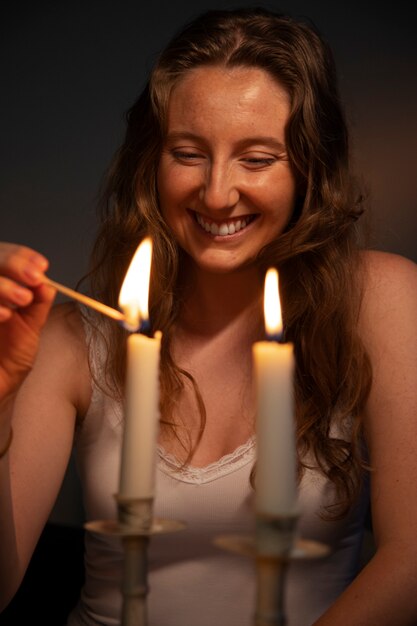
left=83, top=7, right=372, bottom=519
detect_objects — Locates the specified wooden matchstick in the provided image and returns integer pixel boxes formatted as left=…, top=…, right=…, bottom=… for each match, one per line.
left=44, top=277, right=125, bottom=322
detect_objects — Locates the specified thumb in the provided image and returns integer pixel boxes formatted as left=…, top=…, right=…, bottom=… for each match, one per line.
left=19, top=283, right=57, bottom=333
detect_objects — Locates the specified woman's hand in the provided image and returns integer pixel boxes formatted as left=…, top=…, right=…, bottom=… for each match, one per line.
left=0, top=243, right=56, bottom=402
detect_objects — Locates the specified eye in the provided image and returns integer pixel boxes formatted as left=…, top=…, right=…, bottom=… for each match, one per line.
left=240, top=152, right=278, bottom=170
left=242, top=157, right=276, bottom=167
left=172, top=150, right=204, bottom=164
left=239, top=147, right=284, bottom=170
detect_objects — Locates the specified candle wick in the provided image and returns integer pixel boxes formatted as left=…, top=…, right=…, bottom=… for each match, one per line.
left=267, top=330, right=285, bottom=343
left=139, top=319, right=152, bottom=336
left=121, top=318, right=152, bottom=335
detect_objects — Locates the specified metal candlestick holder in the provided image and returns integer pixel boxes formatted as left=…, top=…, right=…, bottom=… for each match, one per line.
left=85, top=494, right=186, bottom=626
left=215, top=512, right=330, bottom=626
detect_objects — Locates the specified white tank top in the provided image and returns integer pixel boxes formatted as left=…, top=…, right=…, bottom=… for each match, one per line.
left=67, top=309, right=369, bottom=626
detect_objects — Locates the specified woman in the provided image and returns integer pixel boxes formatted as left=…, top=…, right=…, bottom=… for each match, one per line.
left=1, top=7, right=417, bottom=625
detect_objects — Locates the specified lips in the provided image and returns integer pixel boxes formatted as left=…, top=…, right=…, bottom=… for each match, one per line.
left=193, top=211, right=257, bottom=236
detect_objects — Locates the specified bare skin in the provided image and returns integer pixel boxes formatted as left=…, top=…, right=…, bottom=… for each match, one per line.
left=0, top=243, right=90, bottom=604
left=157, top=66, right=296, bottom=464
left=314, top=251, right=417, bottom=625
left=1, top=244, right=417, bottom=624
left=158, top=265, right=264, bottom=466
left=1, top=67, right=417, bottom=624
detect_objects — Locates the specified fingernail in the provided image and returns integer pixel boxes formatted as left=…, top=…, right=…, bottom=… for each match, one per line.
left=30, top=254, right=48, bottom=270
left=13, top=286, right=32, bottom=305
left=24, top=266, right=44, bottom=282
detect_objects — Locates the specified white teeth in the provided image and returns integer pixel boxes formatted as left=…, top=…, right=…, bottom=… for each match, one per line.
left=195, top=212, right=252, bottom=236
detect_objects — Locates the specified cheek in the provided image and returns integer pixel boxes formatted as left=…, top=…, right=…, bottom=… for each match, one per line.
left=261, top=177, right=297, bottom=222
left=157, top=165, right=186, bottom=236
left=158, top=161, right=185, bottom=204
left=158, top=169, right=201, bottom=227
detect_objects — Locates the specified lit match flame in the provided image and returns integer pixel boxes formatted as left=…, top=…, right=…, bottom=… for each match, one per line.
left=118, top=237, right=153, bottom=332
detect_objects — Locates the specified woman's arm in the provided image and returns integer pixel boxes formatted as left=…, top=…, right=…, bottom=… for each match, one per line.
left=315, top=250, right=417, bottom=625
left=0, top=243, right=91, bottom=610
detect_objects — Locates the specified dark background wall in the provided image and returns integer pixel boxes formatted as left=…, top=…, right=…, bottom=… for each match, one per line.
left=1, top=0, right=416, bottom=527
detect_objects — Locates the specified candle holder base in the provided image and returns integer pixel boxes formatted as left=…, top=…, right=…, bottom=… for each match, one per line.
left=214, top=533, right=329, bottom=561
left=214, top=514, right=329, bottom=626
left=85, top=495, right=186, bottom=626
left=85, top=516, right=186, bottom=537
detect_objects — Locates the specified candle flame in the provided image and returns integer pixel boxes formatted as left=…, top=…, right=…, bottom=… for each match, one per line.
left=118, top=237, right=153, bottom=331
left=264, top=268, right=283, bottom=337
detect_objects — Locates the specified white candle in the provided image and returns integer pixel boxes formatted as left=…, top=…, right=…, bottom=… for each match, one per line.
left=118, top=237, right=162, bottom=499
left=120, top=330, right=161, bottom=498
left=252, top=268, right=298, bottom=517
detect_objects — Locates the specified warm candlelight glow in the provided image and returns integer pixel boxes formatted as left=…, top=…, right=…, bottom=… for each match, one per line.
left=252, top=266, right=297, bottom=517
left=119, top=237, right=153, bottom=331
left=117, top=234, right=162, bottom=500
left=264, top=268, right=282, bottom=338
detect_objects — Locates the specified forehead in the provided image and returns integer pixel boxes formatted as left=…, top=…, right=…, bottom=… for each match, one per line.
left=166, top=65, right=290, bottom=137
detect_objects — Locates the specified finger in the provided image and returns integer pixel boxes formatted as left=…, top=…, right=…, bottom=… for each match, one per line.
left=0, top=276, right=34, bottom=308
left=0, top=305, right=12, bottom=321
left=33, top=282, right=57, bottom=307
left=0, top=243, right=49, bottom=287
left=19, top=282, right=57, bottom=330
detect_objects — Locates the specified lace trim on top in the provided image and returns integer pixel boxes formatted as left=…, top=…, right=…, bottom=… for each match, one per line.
left=157, top=436, right=256, bottom=485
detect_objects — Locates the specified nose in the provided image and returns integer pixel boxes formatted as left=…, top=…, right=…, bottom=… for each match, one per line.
left=198, top=162, right=239, bottom=212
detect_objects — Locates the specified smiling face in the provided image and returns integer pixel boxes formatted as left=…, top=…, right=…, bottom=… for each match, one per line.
left=157, top=65, right=298, bottom=275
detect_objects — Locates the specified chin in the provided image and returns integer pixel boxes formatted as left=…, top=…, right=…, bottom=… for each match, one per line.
left=191, top=254, right=258, bottom=276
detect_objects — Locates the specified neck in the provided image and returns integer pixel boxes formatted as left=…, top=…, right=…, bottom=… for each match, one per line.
left=178, top=263, right=264, bottom=337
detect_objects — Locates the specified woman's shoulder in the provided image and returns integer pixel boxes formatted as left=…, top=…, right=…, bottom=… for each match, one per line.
left=38, top=301, right=92, bottom=414
left=360, top=248, right=417, bottom=281
left=358, top=249, right=417, bottom=344
left=45, top=301, right=89, bottom=348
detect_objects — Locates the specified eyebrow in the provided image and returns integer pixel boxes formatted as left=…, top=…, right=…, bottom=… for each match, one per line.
left=165, top=131, right=286, bottom=152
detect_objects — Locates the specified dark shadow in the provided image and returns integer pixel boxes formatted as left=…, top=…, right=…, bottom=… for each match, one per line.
left=0, top=523, right=85, bottom=626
